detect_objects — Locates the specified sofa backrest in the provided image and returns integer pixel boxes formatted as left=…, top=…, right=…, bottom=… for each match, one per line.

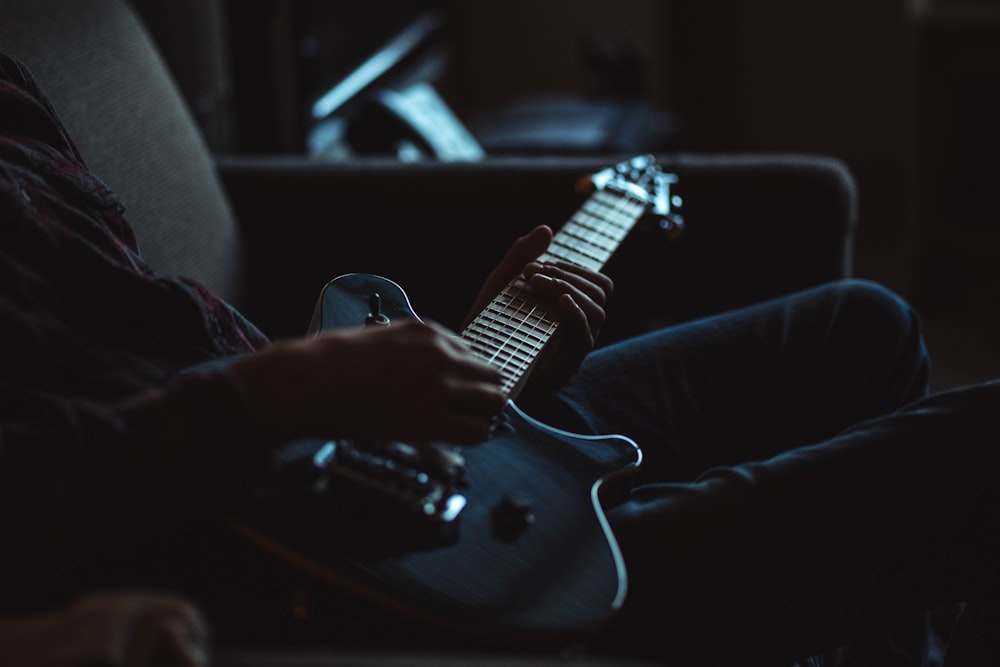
left=0, top=0, right=246, bottom=305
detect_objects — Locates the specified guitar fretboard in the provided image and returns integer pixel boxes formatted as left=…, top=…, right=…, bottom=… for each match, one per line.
left=461, top=189, right=649, bottom=398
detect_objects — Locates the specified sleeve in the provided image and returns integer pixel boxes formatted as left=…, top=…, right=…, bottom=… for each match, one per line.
left=0, top=365, right=265, bottom=582
left=0, top=49, right=272, bottom=588
left=0, top=50, right=93, bottom=168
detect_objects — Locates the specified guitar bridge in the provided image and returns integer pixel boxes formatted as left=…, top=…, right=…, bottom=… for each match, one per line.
left=312, top=440, right=467, bottom=523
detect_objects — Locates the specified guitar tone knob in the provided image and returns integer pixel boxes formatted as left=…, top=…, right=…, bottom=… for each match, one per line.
left=491, top=492, right=535, bottom=542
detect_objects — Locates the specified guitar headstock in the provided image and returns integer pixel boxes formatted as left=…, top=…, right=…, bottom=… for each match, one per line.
left=586, top=154, right=684, bottom=235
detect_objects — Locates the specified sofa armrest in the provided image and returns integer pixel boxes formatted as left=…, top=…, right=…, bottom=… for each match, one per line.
left=215, top=154, right=857, bottom=343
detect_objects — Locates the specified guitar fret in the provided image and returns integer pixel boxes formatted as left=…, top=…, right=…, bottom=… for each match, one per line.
left=551, top=233, right=617, bottom=263
left=475, top=317, right=555, bottom=350
left=485, top=306, right=544, bottom=328
left=474, top=324, right=551, bottom=350
left=568, top=211, right=635, bottom=241
left=485, top=299, right=555, bottom=329
left=466, top=336, right=539, bottom=390
left=591, top=189, right=643, bottom=213
left=468, top=322, right=549, bottom=353
left=469, top=341, right=539, bottom=370
left=546, top=243, right=603, bottom=271
left=544, top=195, right=645, bottom=269
left=492, top=294, right=540, bottom=314
left=561, top=219, right=623, bottom=248
left=457, top=157, right=670, bottom=400
left=465, top=314, right=550, bottom=382
left=466, top=329, right=544, bottom=354
left=547, top=228, right=626, bottom=267
left=561, top=222, right=626, bottom=253
left=493, top=288, right=558, bottom=325
left=584, top=209, right=646, bottom=234
left=468, top=302, right=556, bottom=341
left=581, top=193, right=635, bottom=223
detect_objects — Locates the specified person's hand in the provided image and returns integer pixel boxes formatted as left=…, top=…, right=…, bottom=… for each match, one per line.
left=464, top=225, right=614, bottom=392
left=231, top=319, right=507, bottom=449
left=0, top=592, right=209, bottom=667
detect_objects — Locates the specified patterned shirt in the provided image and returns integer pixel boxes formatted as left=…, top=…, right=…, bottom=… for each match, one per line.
left=0, top=50, right=270, bottom=591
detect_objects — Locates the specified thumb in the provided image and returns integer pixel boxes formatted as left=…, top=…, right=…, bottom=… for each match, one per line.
left=511, top=225, right=553, bottom=265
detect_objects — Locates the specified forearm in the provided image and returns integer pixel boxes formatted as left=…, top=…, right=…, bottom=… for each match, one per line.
left=0, top=365, right=258, bottom=580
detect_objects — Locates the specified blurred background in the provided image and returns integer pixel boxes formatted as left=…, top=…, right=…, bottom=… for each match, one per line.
left=130, top=0, right=1000, bottom=392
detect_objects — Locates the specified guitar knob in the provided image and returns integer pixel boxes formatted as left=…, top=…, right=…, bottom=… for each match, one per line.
left=491, top=492, right=534, bottom=541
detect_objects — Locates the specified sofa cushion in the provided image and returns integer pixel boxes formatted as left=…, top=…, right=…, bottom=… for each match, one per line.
left=0, top=0, right=246, bottom=305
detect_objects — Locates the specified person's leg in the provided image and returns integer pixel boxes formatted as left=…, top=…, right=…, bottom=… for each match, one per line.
left=602, top=377, right=1000, bottom=666
left=523, top=278, right=952, bottom=664
left=537, top=278, right=930, bottom=484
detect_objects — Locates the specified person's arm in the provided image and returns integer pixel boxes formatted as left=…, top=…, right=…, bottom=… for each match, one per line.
left=0, top=364, right=257, bottom=578
left=0, top=321, right=508, bottom=579
left=227, top=226, right=614, bottom=456
left=0, top=591, right=209, bottom=667
left=227, top=319, right=506, bottom=447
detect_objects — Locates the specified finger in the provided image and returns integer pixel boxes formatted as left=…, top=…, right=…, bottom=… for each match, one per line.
left=411, top=443, right=467, bottom=475
left=555, top=292, right=597, bottom=353
left=564, top=263, right=614, bottom=304
left=511, top=225, right=554, bottom=264
left=465, top=360, right=504, bottom=386
left=463, top=226, right=555, bottom=330
left=418, top=410, right=495, bottom=446
left=148, top=617, right=209, bottom=667
left=439, top=413, right=498, bottom=445
left=424, top=321, right=504, bottom=383
left=525, top=261, right=613, bottom=306
left=496, top=225, right=553, bottom=281
left=445, top=379, right=508, bottom=416
left=433, top=379, right=507, bottom=445
left=450, top=349, right=504, bottom=384
left=528, top=271, right=606, bottom=337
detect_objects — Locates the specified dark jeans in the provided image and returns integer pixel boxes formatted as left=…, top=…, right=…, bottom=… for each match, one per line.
left=531, top=279, right=1000, bottom=665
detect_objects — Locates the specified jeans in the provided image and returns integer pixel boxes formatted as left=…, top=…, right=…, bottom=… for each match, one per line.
left=528, top=279, right=1000, bottom=665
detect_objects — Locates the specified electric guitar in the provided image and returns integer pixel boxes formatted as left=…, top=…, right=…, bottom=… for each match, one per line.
left=216, top=155, right=683, bottom=648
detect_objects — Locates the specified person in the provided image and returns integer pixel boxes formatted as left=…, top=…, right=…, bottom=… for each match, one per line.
left=1, top=48, right=996, bottom=666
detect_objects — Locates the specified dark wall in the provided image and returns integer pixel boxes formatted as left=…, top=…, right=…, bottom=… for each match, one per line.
left=146, top=1, right=1000, bottom=310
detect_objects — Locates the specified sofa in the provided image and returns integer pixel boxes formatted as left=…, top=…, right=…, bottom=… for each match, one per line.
left=0, top=0, right=858, bottom=664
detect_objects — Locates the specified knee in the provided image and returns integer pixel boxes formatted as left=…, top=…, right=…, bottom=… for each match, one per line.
left=809, top=279, right=917, bottom=335
left=833, top=279, right=919, bottom=332
left=820, top=278, right=930, bottom=399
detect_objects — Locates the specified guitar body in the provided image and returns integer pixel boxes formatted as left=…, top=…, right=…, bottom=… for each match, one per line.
left=219, top=273, right=642, bottom=647
left=219, top=156, right=682, bottom=647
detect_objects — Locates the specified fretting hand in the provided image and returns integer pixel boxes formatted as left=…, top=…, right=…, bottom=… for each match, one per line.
left=464, top=225, right=614, bottom=392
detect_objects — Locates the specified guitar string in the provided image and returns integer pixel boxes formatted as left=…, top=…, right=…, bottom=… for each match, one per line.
left=487, top=214, right=632, bottom=392
left=476, top=190, right=643, bottom=385
left=468, top=190, right=646, bottom=394
left=464, top=167, right=657, bottom=368
left=469, top=193, right=638, bottom=370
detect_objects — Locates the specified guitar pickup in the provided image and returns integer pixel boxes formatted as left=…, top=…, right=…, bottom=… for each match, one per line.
left=312, top=440, right=467, bottom=524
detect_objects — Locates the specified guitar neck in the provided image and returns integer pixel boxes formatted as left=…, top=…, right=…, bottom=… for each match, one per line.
left=460, top=189, right=650, bottom=398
